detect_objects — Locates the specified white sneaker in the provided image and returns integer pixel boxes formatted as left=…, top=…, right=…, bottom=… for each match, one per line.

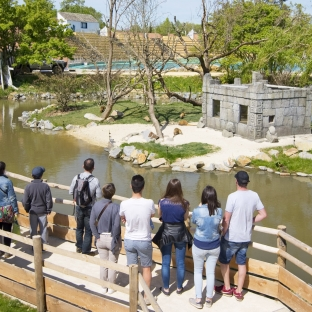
left=107, top=288, right=116, bottom=294
left=101, top=288, right=107, bottom=294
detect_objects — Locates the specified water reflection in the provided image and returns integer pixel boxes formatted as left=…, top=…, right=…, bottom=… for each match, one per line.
left=0, top=99, right=311, bottom=283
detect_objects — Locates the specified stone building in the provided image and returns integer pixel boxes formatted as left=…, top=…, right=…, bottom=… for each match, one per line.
left=202, top=72, right=312, bottom=140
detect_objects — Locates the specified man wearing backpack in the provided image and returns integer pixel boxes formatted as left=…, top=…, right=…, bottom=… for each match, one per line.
left=69, top=158, right=102, bottom=255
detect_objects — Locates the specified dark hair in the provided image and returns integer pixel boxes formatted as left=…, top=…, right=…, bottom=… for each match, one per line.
left=131, top=175, right=145, bottom=193
left=237, top=181, right=248, bottom=188
left=102, top=183, right=115, bottom=199
left=0, top=161, right=6, bottom=176
left=201, top=185, right=221, bottom=216
left=163, top=179, right=188, bottom=211
left=84, top=158, right=94, bottom=172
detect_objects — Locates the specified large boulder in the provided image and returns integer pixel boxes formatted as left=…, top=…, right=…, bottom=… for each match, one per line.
left=203, top=164, right=216, bottom=171
left=151, top=158, right=166, bottom=168
left=44, top=120, right=54, bottom=130
left=254, top=152, right=272, bottom=162
left=123, top=145, right=136, bottom=157
left=137, top=153, right=147, bottom=165
left=283, top=148, right=298, bottom=157
left=222, top=129, right=234, bottom=138
left=215, top=164, right=232, bottom=172
left=109, top=147, right=122, bottom=159
left=236, top=155, right=251, bottom=167
left=194, top=161, right=205, bottom=169
left=224, top=158, right=235, bottom=168
left=84, top=113, right=104, bottom=121
left=110, top=110, right=123, bottom=118
left=298, top=151, right=312, bottom=160
left=226, top=122, right=235, bottom=133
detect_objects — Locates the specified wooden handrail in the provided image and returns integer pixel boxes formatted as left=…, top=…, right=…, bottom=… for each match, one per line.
left=278, top=230, right=312, bottom=256
left=253, top=225, right=279, bottom=235
left=250, top=242, right=279, bottom=254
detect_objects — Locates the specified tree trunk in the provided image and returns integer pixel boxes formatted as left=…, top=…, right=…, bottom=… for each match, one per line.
left=146, top=73, right=163, bottom=138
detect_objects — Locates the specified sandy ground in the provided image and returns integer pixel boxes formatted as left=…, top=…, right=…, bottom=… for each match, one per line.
left=67, top=123, right=312, bottom=167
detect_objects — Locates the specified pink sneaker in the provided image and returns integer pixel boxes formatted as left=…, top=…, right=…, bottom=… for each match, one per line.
left=233, top=288, right=244, bottom=301
left=214, top=285, right=233, bottom=297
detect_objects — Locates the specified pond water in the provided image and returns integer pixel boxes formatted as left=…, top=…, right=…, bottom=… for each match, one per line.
left=0, top=99, right=311, bottom=284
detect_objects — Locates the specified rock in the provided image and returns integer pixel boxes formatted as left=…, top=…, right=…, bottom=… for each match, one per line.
left=159, top=164, right=170, bottom=168
left=183, top=163, right=190, bottom=168
left=122, top=132, right=140, bottom=141
left=143, top=116, right=150, bottom=122
left=236, top=156, right=251, bottom=167
left=105, top=117, right=115, bottom=123
left=296, top=172, right=308, bottom=177
left=147, top=153, right=157, bottom=161
left=268, top=149, right=279, bottom=157
left=280, top=172, right=290, bottom=176
left=289, top=154, right=299, bottom=159
left=123, top=146, right=136, bottom=157
left=224, top=158, right=235, bottom=168
left=259, top=166, right=267, bottom=171
left=65, top=124, right=74, bottom=130
left=109, top=147, right=122, bottom=159
left=215, top=164, right=232, bottom=172
left=174, top=128, right=183, bottom=136
left=44, top=120, right=54, bottom=130
left=254, top=152, right=272, bottom=162
left=226, top=122, right=235, bottom=133
left=194, top=161, right=205, bottom=169
left=140, top=161, right=152, bottom=168
left=222, top=129, right=234, bottom=138
left=151, top=158, right=166, bottom=168
left=37, top=120, right=45, bottom=129
left=172, top=166, right=183, bottom=171
left=142, top=129, right=154, bottom=142
left=189, top=164, right=197, bottom=170
left=52, top=126, right=63, bottom=131
left=298, top=151, right=312, bottom=160
left=203, top=164, right=215, bottom=171
left=296, top=141, right=312, bottom=152
left=137, top=153, right=147, bottom=165
left=178, top=120, right=188, bottom=126
left=132, top=159, right=138, bottom=165
left=110, top=110, right=123, bottom=118
left=86, top=122, right=97, bottom=128
left=181, top=167, right=197, bottom=172
left=29, top=120, right=37, bottom=128
left=130, top=149, right=140, bottom=159
left=267, top=168, right=274, bottom=173
left=269, top=126, right=276, bottom=135
left=170, top=161, right=184, bottom=167
left=84, top=113, right=104, bottom=121
left=197, top=117, right=205, bottom=128
left=123, top=156, right=131, bottom=162
left=283, top=148, right=298, bottom=157
left=275, top=171, right=281, bottom=175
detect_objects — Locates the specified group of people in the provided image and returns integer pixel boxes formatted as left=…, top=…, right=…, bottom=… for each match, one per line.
left=0, top=158, right=267, bottom=309
left=68, top=158, right=267, bottom=308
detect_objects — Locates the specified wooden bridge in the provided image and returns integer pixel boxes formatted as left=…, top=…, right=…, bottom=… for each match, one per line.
left=0, top=171, right=311, bottom=312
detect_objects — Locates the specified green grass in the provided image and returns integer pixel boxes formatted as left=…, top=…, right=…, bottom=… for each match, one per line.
left=121, top=142, right=219, bottom=163
left=251, top=146, right=312, bottom=174
left=32, top=101, right=202, bottom=127
left=0, top=294, right=36, bottom=312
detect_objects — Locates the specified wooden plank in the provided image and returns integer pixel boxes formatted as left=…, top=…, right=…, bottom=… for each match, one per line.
left=252, top=225, right=279, bottom=235
left=228, top=258, right=279, bottom=280
left=278, top=284, right=312, bottom=312
left=279, top=231, right=312, bottom=256
left=44, top=260, right=128, bottom=294
left=46, top=295, right=86, bottom=312
left=0, top=260, right=36, bottom=288
left=279, top=267, right=312, bottom=305
left=45, top=277, right=129, bottom=312
left=0, top=275, right=37, bottom=306
left=47, top=212, right=76, bottom=229
left=215, top=266, right=279, bottom=298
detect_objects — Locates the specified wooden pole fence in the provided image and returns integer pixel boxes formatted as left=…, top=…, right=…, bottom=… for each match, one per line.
left=277, top=225, right=287, bottom=268
left=129, top=264, right=139, bottom=312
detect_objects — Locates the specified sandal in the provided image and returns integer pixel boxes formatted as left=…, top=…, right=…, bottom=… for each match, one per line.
left=176, top=287, right=184, bottom=295
left=160, top=287, right=170, bottom=296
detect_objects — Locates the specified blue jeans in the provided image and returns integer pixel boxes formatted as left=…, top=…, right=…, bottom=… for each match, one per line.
left=219, top=237, right=249, bottom=265
left=75, top=205, right=92, bottom=254
left=192, top=244, right=220, bottom=299
left=161, top=242, right=186, bottom=289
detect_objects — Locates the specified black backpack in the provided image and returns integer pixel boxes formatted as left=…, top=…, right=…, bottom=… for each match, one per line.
left=73, top=174, right=94, bottom=208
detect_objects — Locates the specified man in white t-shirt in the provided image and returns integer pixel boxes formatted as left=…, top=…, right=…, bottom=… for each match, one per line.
left=215, top=171, right=267, bottom=301
left=120, top=175, right=155, bottom=304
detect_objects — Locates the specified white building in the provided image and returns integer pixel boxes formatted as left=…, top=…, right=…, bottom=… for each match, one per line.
left=57, top=12, right=99, bottom=33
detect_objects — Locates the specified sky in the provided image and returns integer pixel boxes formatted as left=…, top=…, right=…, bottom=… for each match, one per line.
left=48, top=0, right=312, bottom=22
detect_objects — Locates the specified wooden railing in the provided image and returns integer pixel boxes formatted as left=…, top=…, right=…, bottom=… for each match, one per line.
left=4, top=171, right=312, bottom=312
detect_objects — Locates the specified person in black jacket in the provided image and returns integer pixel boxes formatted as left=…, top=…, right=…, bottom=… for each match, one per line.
left=90, top=183, right=121, bottom=295
left=22, top=166, right=53, bottom=245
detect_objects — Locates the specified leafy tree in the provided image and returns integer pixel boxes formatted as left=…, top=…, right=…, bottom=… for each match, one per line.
left=60, top=0, right=105, bottom=28
left=155, top=18, right=173, bottom=35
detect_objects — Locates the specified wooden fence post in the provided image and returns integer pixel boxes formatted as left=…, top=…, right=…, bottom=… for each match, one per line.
left=33, top=235, right=45, bottom=312
left=277, top=225, right=287, bottom=268
left=129, top=264, right=139, bottom=312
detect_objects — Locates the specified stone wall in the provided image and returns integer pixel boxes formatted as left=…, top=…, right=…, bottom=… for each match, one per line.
left=202, top=72, right=312, bottom=140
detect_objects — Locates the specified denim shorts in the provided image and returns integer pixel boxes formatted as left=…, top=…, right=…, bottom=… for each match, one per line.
left=218, top=237, right=250, bottom=265
left=124, top=239, right=153, bottom=267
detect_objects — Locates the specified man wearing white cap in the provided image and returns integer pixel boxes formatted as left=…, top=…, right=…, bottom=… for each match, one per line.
left=22, top=166, right=53, bottom=245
